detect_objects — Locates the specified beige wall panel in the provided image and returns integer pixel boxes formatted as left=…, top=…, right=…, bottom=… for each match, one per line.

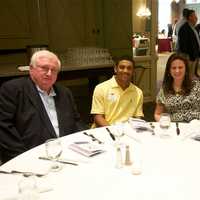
left=0, top=0, right=49, bottom=48
left=134, top=60, right=152, bottom=101
left=133, top=0, right=158, bottom=102
left=0, top=1, right=30, bottom=38
left=132, top=0, right=147, bottom=33
left=46, top=0, right=86, bottom=52
left=103, top=0, right=133, bottom=58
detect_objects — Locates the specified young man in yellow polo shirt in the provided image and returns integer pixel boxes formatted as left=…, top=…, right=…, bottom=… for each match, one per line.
left=90, top=57, right=144, bottom=127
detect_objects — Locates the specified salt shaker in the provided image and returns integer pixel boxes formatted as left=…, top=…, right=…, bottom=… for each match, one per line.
left=115, top=146, right=123, bottom=169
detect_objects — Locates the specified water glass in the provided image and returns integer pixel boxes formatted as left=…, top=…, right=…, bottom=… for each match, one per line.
left=18, top=176, right=39, bottom=200
left=132, top=159, right=143, bottom=175
left=45, top=138, right=63, bottom=172
left=159, top=113, right=171, bottom=138
left=112, top=123, right=125, bottom=146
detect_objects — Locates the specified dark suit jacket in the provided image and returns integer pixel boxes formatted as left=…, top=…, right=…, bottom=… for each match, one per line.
left=0, top=77, right=86, bottom=163
left=195, top=23, right=200, bottom=36
left=178, top=22, right=200, bottom=61
left=167, top=24, right=173, bottom=38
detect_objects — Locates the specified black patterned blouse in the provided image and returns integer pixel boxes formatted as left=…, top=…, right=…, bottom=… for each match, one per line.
left=156, top=80, right=200, bottom=122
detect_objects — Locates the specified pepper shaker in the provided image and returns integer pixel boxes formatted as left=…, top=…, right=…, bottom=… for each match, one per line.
left=125, top=145, right=132, bottom=166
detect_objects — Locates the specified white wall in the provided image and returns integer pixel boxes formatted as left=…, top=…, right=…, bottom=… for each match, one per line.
left=158, top=0, right=171, bottom=33
left=187, top=0, right=200, bottom=3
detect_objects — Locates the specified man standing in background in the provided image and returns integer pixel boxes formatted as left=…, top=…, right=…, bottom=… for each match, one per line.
left=178, top=9, right=200, bottom=75
left=175, top=8, right=189, bottom=51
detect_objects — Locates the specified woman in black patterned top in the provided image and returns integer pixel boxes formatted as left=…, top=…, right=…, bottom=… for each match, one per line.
left=154, top=53, right=200, bottom=122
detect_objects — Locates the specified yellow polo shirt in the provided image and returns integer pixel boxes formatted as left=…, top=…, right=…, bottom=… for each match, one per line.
left=91, top=76, right=143, bottom=126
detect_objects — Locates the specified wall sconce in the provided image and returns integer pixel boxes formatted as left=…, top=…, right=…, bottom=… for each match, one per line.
left=136, top=7, right=151, bottom=18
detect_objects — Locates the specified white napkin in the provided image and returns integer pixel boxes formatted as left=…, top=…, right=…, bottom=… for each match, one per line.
left=68, top=142, right=105, bottom=157
left=189, top=119, right=200, bottom=140
left=181, top=119, right=200, bottom=140
left=128, top=118, right=152, bottom=132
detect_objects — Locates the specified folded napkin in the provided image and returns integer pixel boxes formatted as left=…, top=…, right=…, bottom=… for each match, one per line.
left=192, top=135, right=200, bottom=141
left=69, top=142, right=105, bottom=157
left=128, top=118, right=153, bottom=132
left=189, top=119, right=200, bottom=140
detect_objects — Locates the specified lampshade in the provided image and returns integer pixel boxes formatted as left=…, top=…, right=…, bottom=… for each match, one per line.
left=136, top=7, right=151, bottom=17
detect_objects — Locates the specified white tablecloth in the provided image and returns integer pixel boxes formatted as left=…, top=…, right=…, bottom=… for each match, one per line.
left=1, top=122, right=200, bottom=200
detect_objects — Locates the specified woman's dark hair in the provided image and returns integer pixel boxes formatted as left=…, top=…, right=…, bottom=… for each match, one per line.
left=162, top=53, right=192, bottom=95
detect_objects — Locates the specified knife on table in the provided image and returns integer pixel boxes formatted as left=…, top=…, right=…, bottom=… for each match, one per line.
left=105, top=127, right=116, bottom=141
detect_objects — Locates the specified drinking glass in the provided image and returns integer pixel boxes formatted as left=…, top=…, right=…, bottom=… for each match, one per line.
left=112, top=122, right=125, bottom=146
left=132, top=159, right=143, bottom=175
left=18, top=175, right=39, bottom=200
left=159, top=113, right=171, bottom=138
left=45, top=138, right=63, bottom=172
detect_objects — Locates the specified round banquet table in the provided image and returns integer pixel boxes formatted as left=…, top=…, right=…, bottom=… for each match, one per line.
left=1, top=122, right=200, bottom=200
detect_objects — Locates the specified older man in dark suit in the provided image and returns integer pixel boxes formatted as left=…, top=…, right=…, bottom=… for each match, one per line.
left=0, top=50, right=86, bottom=163
left=178, top=9, right=200, bottom=75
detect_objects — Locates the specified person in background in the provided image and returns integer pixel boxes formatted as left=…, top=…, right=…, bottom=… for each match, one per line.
left=175, top=8, right=189, bottom=51
left=195, top=23, right=200, bottom=78
left=0, top=50, right=86, bottom=163
left=167, top=23, right=173, bottom=38
left=172, top=19, right=178, bottom=50
left=195, top=22, right=200, bottom=35
left=158, top=29, right=167, bottom=39
left=178, top=9, right=200, bottom=75
left=154, top=53, right=200, bottom=122
left=90, top=57, right=144, bottom=127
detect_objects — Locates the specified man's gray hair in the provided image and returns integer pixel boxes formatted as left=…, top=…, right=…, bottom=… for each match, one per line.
left=30, top=50, right=61, bottom=70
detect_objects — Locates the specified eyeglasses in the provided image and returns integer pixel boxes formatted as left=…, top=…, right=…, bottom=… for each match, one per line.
left=37, top=66, right=59, bottom=75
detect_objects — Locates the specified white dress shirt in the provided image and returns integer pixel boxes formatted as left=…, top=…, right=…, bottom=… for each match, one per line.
left=37, top=86, right=59, bottom=137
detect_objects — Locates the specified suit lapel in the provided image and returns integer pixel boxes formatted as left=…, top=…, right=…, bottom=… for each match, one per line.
left=25, top=78, right=57, bottom=138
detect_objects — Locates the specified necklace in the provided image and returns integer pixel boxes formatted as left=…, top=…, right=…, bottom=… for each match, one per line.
left=173, top=82, right=183, bottom=96
left=174, top=89, right=182, bottom=96
left=175, top=91, right=181, bottom=96
left=173, top=86, right=182, bottom=96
